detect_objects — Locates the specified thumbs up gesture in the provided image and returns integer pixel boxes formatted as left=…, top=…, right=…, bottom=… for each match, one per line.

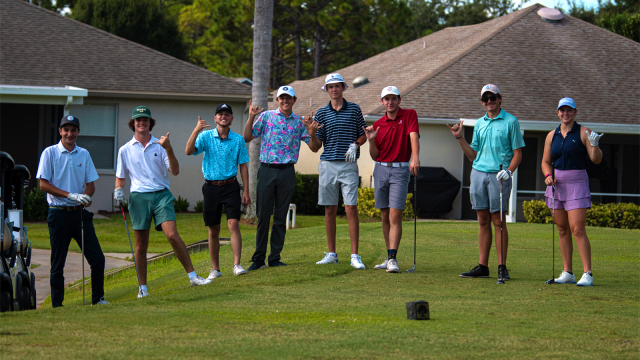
left=155, top=132, right=172, bottom=150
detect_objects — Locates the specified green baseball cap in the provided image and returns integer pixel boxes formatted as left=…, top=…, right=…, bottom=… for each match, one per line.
left=132, top=106, right=152, bottom=119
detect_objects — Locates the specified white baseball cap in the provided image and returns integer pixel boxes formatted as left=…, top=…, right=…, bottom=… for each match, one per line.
left=276, top=85, right=296, bottom=98
left=381, top=86, right=400, bottom=98
left=321, top=73, right=349, bottom=92
left=481, top=84, right=500, bottom=97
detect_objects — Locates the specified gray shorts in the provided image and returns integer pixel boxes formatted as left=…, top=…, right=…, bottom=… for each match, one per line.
left=470, top=168, right=512, bottom=213
left=373, top=163, right=411, bottom=210
left=318, top=160, right=359, bottom=206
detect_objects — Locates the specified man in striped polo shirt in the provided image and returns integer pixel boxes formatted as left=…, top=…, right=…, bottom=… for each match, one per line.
left=306, top=73, right=367, bottom=269
left=364, top=86, right=420, bottom=273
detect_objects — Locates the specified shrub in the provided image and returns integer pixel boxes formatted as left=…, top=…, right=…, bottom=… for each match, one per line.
left=291, top=172, right=361, bottom=215
left=194, top=200, right=204, bottom=213
left=174, top=195, right=190, bottom=213
left=356, top=188, right=414, bottom=220
left=23, top=188, right=49, bottom=221
left=522, top=200, right=640, bottom=229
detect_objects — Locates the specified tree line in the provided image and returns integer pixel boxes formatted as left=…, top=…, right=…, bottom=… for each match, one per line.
left=26, top=0, right=639, bottom=88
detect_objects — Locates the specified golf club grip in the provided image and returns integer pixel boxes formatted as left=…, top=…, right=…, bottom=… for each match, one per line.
left=120, top=206, right=127, bottom=220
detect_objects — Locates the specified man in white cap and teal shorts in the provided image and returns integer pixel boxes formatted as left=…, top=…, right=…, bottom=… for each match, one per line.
left=446, top=84, right=525, bottom=282
left=114, top=106, right=211, bottom=299
left=306, top=73, right=367, bottom=269
left=242, top=86, right=310, bottom=270
left=363, top=86, right=420, bottom=273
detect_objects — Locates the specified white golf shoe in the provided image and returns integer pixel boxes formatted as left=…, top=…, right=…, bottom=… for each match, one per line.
left=316, top=252, right=338, bottom=264
left=386, top=259, right=400, bottom=273
left=374, top=259, right=388, bottom=270
left=554, top=271, right=577, bottom=284
left=577, top=272, right=593, bottom=287
left=350, top=254, right=366, bottom=269
left=191, top=275, right=212, bottom=286
left=137, top=290, right=150, bottom=298
left=207, top=269, right=223, bottom=280
left=233, top=264, right=247, bottom=276
left=93, top=297, right=110, bottom=305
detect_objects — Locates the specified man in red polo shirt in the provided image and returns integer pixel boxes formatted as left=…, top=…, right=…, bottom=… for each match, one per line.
left=364, top=86, right=420, bottom=273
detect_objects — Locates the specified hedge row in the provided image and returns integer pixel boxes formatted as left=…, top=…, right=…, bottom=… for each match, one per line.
left=357, top=187, right=414, bottom=220
left=522, top=200, right=640, bottom=229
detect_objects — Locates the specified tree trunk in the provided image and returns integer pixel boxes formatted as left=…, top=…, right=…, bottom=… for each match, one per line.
left=271, top=35, right=280, bottom=89
left=247, top=0, right=274, bottom=219
left=313, top=30, right=322, bottom=78
left=295, top=23, right=302, bottom=80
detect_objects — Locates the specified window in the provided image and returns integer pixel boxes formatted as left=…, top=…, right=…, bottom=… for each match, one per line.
left=68, top=104, right=117, bottom=170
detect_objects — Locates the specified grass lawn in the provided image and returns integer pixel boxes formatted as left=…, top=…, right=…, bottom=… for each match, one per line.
left=2, top=221, right=638, bottom=359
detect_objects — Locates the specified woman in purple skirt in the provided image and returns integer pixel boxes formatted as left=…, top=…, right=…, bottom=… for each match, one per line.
left=541, top=97, right=603, bottom=287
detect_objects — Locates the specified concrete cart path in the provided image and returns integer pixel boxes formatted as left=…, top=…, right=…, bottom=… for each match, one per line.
left=31, top=249, right=157, bottom=308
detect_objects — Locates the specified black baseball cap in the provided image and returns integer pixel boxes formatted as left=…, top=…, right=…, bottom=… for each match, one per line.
left=215, top=103, right=233, bottom=115
left=60, top=115, right=80, bottom=129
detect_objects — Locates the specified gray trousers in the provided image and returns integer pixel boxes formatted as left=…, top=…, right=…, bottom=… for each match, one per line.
left=251, top=165, right=295, bottom=265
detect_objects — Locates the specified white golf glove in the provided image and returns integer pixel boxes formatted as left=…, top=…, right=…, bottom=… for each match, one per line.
left=68, top=193, right=91, bottom=206
left=586, top=130, right=604, bottom=147
left=114, top=188, right=127, bottom=206
left=344, top=143, right=358, bottom=163
left=496, top=169, right=512, bottom=181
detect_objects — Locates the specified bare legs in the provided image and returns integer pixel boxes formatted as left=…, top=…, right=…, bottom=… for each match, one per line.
left=554, top=208, right=592, bottom=273
left=476, top=210, right=509, bottom=266
left=325, top=205, right=359, bottom=254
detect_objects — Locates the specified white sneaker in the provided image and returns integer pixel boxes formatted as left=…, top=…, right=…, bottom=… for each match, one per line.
left=207, top=269, right=223, bottom=280
left=93, top=297, right=110, bottom=305
left=577, top=272, right=593, bottom=287
left=137, top=290, right=150, bottom=298
left=386, top=259, right=400, bottom=273
left=316, top=252, right=339, bottom=264
left=233, top=264, right=247, bottom=276
left=374, top=259, right=388, bottom=270
left=190, top=275, right=212, bottom=286
left=350, top=254, right=366, bottom=269
left=554, top=271, right=577, bottom=284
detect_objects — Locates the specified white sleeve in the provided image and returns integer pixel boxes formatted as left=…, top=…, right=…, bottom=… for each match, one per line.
left=115, top=147, right=127, bottom=179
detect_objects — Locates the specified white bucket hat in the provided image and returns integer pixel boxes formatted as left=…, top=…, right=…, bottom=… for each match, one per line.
left=321, top=73, right=349, bottom=92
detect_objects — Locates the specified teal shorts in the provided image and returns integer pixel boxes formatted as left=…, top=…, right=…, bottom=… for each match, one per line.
left=129, top=189, right=176, bottom=231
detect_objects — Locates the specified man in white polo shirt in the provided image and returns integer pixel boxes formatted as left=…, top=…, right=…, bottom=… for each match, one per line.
left=36, top=115, right=108, bottom=307
left=114, top=106, right=211, bottom=299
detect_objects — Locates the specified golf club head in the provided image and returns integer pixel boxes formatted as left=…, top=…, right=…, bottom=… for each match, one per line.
left=495, top=279, right=505, bottom=284
left=545, top=279, right=556, bottom=284
left=407, top=266, right=415, bottom=273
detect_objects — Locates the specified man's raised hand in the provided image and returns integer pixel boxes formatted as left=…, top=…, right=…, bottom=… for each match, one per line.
left=194, top=116, right=210, bottom=133
left=155, top=132, right=172, bottom=149
left=446, top=120, right=464, bottom=139
left=249, top=100, right=265, bottom=119
left=363, top=125, right=379, bottom=142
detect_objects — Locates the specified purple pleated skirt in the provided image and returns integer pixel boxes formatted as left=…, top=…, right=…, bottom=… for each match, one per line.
left=545, top=169, right=591, bottom=211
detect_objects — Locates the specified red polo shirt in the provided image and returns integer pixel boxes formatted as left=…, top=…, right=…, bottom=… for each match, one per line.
left=373, top=107, right=419, bottom=162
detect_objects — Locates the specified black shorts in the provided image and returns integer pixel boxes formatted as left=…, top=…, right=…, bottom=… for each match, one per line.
left=202, top=180, right=242, bottom=226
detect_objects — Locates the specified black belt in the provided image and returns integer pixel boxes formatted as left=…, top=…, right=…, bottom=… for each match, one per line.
left=205, top=177, right=236, bottom=186
left=50, top=205, right=83, bottom=211
left=261, top=163, right=294, bottom=169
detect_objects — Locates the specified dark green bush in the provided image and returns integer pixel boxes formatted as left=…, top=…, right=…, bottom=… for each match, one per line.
left=522, top=200, right=640, bottom=229
left=291, top=172, right=361, bottom=215
left=23, top=188, right=49, bottom=221
left=194, top=200, right=204, bottom=213
left=174, top=195, right=190, bottom=213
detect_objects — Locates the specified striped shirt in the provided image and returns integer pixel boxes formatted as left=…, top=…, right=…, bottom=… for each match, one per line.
left=315, top=100, right=366, bottom=161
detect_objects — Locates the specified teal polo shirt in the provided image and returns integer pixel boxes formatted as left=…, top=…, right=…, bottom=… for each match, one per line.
left=469, top=109, right=525, bottom=173
left=193, top=128, right=249, bottom=181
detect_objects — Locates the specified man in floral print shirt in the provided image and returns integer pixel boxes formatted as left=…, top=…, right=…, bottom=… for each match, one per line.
left=243, top=86, right=310, bottom=270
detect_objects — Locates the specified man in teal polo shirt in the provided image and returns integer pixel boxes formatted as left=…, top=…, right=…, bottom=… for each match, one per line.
left=186, top=103, right=250, bottom=279
left=447, top=84, right=524, bottom=282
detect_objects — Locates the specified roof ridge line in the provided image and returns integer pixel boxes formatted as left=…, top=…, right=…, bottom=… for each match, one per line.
left=10, top=0, right=250, bottom=90
left=563, top=11, right=640, bottom=46
left=369, top=4, right=541, bottom=115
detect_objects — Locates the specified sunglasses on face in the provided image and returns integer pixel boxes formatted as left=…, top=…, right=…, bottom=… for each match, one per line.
left=481, top=95, right=498, bottom=103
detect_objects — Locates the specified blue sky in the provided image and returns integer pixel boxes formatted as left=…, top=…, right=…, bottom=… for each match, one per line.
left=517, top=0, right=602, bottom=11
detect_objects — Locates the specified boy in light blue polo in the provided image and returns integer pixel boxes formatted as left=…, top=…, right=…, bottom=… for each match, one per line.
left=186, top=103, right=250, bottom=279
left=447, top=84, right=525, bottom=282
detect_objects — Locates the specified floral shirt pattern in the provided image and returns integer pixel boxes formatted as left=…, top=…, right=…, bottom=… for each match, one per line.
left=252, top=108, right=310, bottom=164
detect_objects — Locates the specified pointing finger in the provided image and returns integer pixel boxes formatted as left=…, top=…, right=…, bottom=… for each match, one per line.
left=166, top=132, right=170, bottom=138
left=198, top=116, right=201, bottom=121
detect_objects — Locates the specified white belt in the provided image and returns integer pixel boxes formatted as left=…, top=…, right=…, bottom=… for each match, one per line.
left=377, top=161, right=410, bottom=168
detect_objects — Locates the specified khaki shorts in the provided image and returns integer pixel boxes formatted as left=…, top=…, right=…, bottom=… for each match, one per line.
left=318, top=160, right=359, bottom=206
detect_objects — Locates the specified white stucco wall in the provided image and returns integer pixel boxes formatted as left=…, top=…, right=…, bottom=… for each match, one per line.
left=85, top=97, right=248, bottom=212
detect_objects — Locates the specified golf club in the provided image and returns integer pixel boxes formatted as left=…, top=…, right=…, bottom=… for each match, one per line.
left=120, top=206, right=141, bottom=291
left=496, top=164, right=505, bottom=285
left=545, top=164, right=556, bottom=285
left=407, top=175, right=417, bottom=273
left=80, top=205, right=85, bottom=305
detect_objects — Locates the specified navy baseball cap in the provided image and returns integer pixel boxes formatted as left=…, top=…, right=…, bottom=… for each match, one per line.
left=60, top=115, right=80, bottom=129
left=215, top=103, right=233, bottom=115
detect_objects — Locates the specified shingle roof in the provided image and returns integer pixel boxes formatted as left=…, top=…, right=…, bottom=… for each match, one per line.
left=0, top=0, right=252, bottom=97
left=277, top=4, right=640, bottom=125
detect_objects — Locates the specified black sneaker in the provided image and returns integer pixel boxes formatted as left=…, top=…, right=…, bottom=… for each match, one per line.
left=498, top=265, right=511, bottom=281
left=247, top=261, right=267, bottom=271
left=269, top=261, right=287, bottom=267
left=459, top=264, right=490, bottom=278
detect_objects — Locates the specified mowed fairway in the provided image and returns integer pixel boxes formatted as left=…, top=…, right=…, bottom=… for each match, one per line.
left=1, top=219, right=639, bottom=359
